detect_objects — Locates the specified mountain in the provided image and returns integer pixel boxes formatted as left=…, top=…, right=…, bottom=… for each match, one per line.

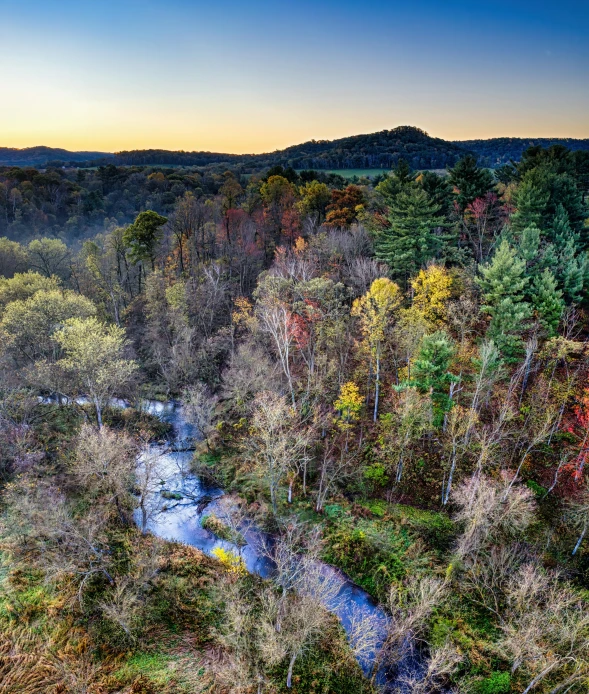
left=113, top=126, right=469, bottom=171
left=454, top=137, right=589, bottom=168
left=0, top=146, right=112, bottom=167
left=2, top=129, right=589, bottom=171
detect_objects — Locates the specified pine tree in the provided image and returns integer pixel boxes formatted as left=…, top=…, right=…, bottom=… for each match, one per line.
left=376, top=158, right=416, bottom=205
left=375, top=186, right=445, bottom=284
left=510, top=179, right=549, bottom=235
left=448, top=155, right=495, bottom=212
left=476, top=239, right=531, bottom=358
left=551, top=205, right=586, bottom=303
left=531, top=269, right=564, bottom=337
left=410, top=330, right=457, bottom=427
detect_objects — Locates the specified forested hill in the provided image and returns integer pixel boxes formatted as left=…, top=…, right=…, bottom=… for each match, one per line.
left=2, top=128, right=589, bottom=169
left=114, top=126, right=468, bottom=170
left=0, top=146, right=112, bottom=167
left=456, top=137, right=589, bottom=167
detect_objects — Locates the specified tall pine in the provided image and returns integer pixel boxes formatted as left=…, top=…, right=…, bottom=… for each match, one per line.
left=531, top=269, right=564, bottom=337
left=476, top=239, right=531, bottom=359
left=375, top=186, right=445, bottom=285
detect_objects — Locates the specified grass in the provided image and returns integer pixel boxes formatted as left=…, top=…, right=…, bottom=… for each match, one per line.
left=304, top=168, right=391, bottom=179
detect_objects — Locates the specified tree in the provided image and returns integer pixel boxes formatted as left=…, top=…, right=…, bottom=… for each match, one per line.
left=409, top=264, right=453, bottom=327
left=376, top=159, right=416, bottom=205
left=409, top=330, right=457, bottom=427
left=135, top=445, right=166, bottom=534
left=448, top=155, right=495, bottom=212
left=296, top=180, right=331, bottom=226
left=500, top=563, right=589, bottom=694
left=0, top=271, right=60, bottom=312
left=551, top=204, right=586, bottom=303
left=27, top=238, right=71, bottom=279
left=333, top=381, right=363, bottom=432
left=123, top=210, right=168, bottom=271
left=452, top=475, right=536, bottom=562
left=244, top=391, right=311, bottom=513
left=531, top=269, right=564, bottom=337
left=477, top=239, right=531, bottom=358
left=419, top=170, right=453, bottom=217
left=567, top=484, right=589, bottom=555
left=378, top=387, right=432, bottom=485
left=352, top=277, right=402, bottom=421
left=0, top=237, right=28, bottom=278
left=324, top=185, right=365, bottom=228
left=0, top=289, right=95, bottom=366
left=375, top=186, right=445, bottom=283
left=71, top=423, right=137, bottom=522
left=55, top=316, right=138, bottom=427
left=509, top=178, right=549, bottom=234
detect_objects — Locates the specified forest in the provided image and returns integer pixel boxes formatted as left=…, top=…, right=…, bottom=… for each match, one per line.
left=1, top=142, right=589, bottom=694
left=3, top=126, right=589, bottom=171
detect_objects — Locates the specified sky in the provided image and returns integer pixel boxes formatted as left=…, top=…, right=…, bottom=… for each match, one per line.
left=0, top=0, right=588, bottom=153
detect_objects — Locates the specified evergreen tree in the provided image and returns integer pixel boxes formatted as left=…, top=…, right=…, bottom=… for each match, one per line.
left=375, top=186, right=445, bottom=284
left=510, top=179, right=549, bottom=235
left=551, top=205, right=586, bottom=303
left=476, top=239, right=531, bottom=359
left=123, top=210, right=168, bottom=271
left=531, top=269, right=564, bottom=337
left=419, top=170, right=454, bottom=217
left=448, top=155, right=495, bottom=212
left=376, top=158, right=416, bottom=205
left=410, top=330, right=457, bottom=427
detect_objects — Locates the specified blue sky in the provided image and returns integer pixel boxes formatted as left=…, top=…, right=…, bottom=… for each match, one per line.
left=0, top=0, right=587, bottom=151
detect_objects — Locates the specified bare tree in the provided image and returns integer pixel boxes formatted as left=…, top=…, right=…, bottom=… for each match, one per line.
left=70, top=423, right=137, bottom=522
left=452, top=475, right=536, bottom=563
left=500, top=563, right=589, bottom=694
left=244, top=392, right=311, bottom=514
left=379, top=576, right=447, bottom=671
left=182, top=382, right=218, bottom=443
left=135, top=446, right=167, bottom=534
left=566, top=484, right=589, bottom=556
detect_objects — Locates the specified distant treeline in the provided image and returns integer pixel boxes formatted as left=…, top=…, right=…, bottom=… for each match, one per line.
left=458, top=137, right=589, bottom=167
left=2, top=127, right=589, bottom=170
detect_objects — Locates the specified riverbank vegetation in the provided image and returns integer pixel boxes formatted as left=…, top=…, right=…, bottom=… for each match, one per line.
left=1, top=143, right=589, bottom=692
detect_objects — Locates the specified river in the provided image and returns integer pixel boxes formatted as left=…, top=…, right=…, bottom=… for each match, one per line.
left=132, top=399, right=430, bottom=691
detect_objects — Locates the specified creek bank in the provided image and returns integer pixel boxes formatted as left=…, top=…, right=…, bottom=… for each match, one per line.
left=138, top=399, right=428, bottom=691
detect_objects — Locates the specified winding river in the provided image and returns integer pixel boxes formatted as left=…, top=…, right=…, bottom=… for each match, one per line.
left=135, top=400, right=423, bottom=690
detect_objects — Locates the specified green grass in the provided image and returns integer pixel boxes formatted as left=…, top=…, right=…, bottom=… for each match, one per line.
left=304, top=168, right=391, bottom=179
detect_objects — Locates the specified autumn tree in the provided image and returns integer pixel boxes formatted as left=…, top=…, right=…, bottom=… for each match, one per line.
left=352, top=277, right=402, bottom=421
left=324, top=185, right=365, bottom=228
left=409, top=330, right=457, bottom=427
left=244, top=391, right=311, bottom=513
left=55, top=316, right=138, bottom=427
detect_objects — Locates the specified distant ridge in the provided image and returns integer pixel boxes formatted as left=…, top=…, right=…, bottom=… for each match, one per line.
left=454, top=137, right=589, bottom=167
left=0, top=146, right=113, bottom=167
left=1, top=128, right=589, bottom=169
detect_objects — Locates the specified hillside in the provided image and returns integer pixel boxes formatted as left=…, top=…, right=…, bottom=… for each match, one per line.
left=456, top=136, right=589, bottom=167
left=0, top=146, right=112, bottom=167
left=113, top=126, right=469, bottom=171
left=2, top=129, right=589, bottom=170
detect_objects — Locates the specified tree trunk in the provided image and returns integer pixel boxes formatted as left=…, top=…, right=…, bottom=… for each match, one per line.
left=572, top=523, right=587, bottom=556
left=286, top=652, right=298, bottom=688
left=373, top=353, right=380, bottom=423
left=95, top=400, right=103, bottom=429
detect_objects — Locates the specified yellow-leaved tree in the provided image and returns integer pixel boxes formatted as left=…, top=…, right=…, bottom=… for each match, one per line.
left=55, top=316, right=138, bottom=428
left=410, top=265, right=453, bottom=327
left=352, top=277, right=402, bottom=422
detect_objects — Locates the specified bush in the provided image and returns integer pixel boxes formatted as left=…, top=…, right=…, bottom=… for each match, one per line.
left=475, top=671, right=510, bottom=694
